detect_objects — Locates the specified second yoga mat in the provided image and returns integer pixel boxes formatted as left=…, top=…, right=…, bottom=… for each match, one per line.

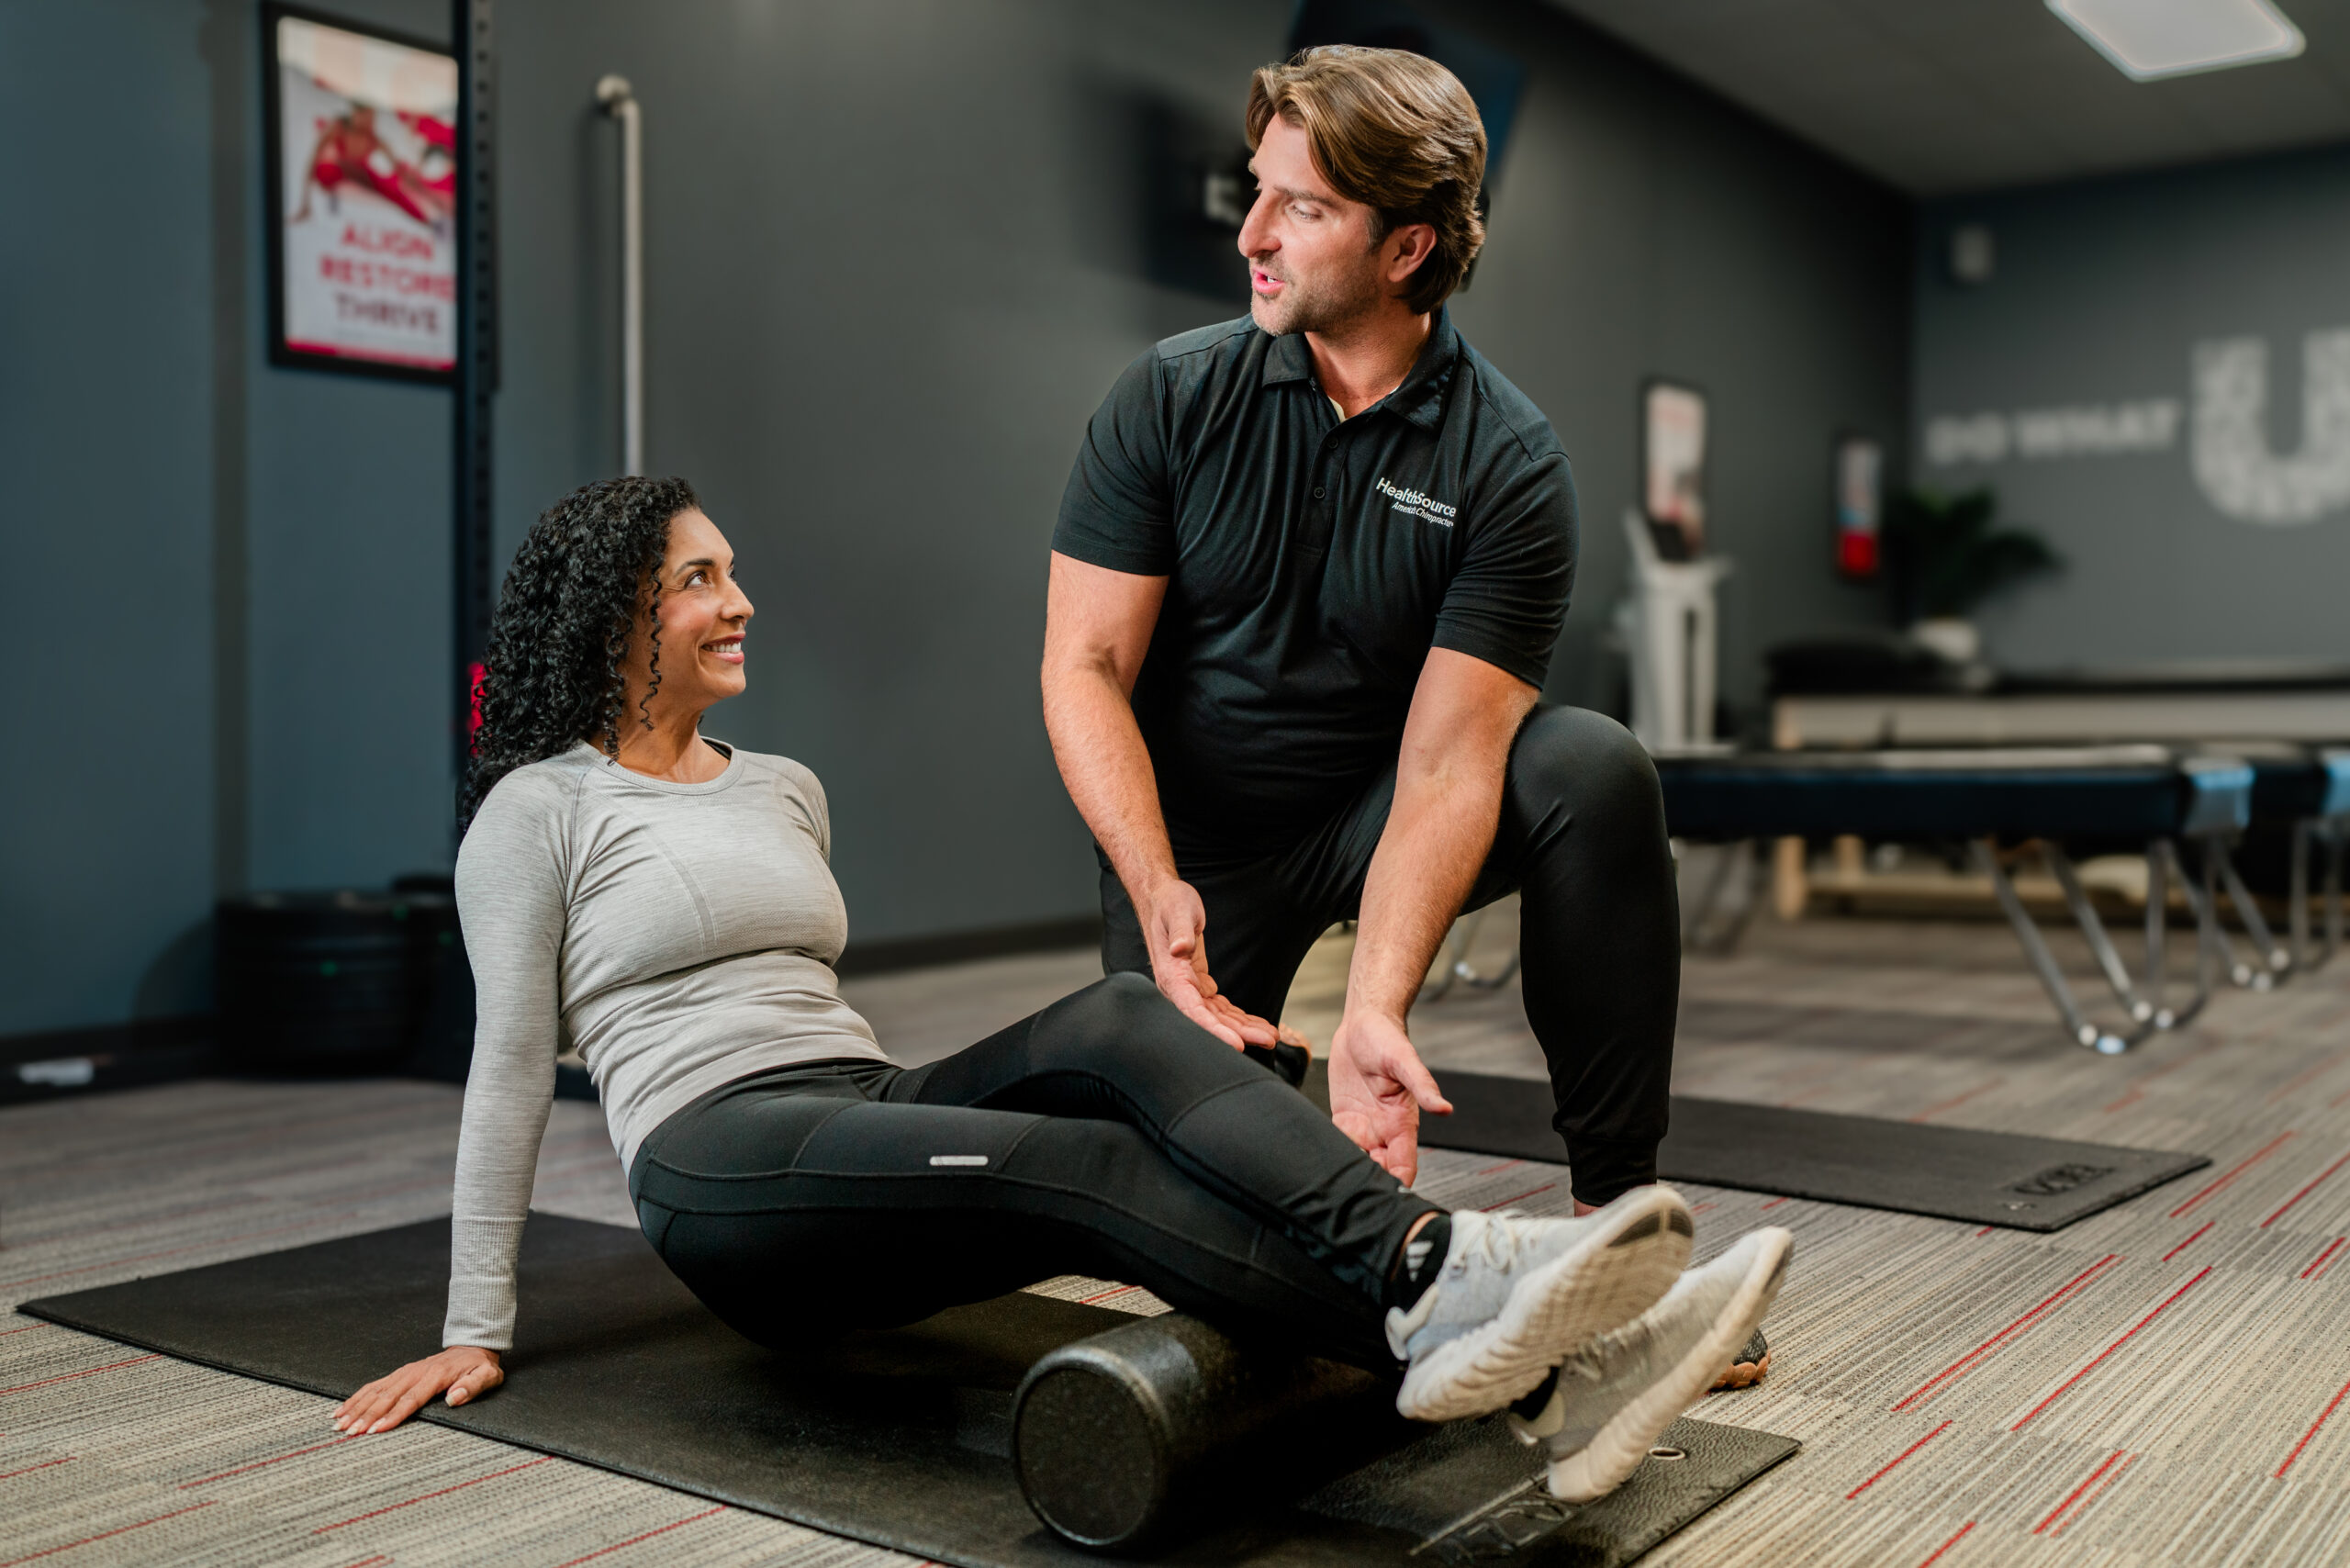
left=1378, top=1069, right=2210, bottom=1231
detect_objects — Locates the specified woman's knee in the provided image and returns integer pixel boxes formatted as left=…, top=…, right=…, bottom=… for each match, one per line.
left=1037, top=971, right=1225, bottom=1064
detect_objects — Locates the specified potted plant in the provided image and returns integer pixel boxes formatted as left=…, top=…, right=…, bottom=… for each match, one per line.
left=1883, top=487, right=2063, bottom=664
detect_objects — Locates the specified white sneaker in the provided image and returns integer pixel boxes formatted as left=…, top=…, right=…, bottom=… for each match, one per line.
left=1510, top=1227, right=1794, bottom=1503
left=1386, top=1186, right=1694, bottom=1423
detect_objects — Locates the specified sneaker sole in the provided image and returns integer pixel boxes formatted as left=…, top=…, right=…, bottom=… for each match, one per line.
left=1394, top=1187, right=1695, bottom=1423
left=1544, top=1228, right=1793, bottom=1504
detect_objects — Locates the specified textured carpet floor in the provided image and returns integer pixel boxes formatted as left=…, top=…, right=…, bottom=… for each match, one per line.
left=5, top=905, right=2347, bottom=1566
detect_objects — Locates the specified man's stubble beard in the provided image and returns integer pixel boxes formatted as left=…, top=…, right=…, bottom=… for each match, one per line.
left=1248, top=250, right=1386, bottom=337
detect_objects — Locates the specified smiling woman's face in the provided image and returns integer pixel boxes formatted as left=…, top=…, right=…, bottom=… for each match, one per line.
left=621, top=507, right=754, bottom=723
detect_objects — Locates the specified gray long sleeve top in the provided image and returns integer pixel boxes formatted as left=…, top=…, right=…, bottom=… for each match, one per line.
left=444, top=740, right=889, bottom=1349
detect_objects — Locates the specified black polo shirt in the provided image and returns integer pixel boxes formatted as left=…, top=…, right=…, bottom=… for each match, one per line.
left=1053, top=308, right=1578, bottom=854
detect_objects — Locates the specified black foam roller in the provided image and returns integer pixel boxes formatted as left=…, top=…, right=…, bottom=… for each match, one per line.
left=1012, top=1314, right=1400, bottom=1552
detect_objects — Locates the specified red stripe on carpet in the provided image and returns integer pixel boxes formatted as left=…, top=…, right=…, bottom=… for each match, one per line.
left=179, top=1434, right=361, bottom=1488
left=2169, top=1133, right=2296, bottom=1219
left=1910, top=1079, right=2001, bottom=1123
left=549, top=1505, right=728, bottom=1568
left=311, top=1456, right=554, bottom=1533
left=2011, top=1266, right=2212, bottom=1430
left=2276, top=1374, right=2350, bottom=1478
left=0, top=1458, right=72, bottom=1482
left=2267, top=1058, right=2341, bottom=1104
left=1078, top=1285, right=1141, bottom=1305
left=1891, top=1255, right=2121, bottom=1412
left=1915, top=1520, right=1975, bottom=1567
left=1476, top=1159, right=1523, bottom=1176
left=1760, top=1198, right=1789, bottom=1210
left=2262, top=1148, right=2350, bottom=1228
left=2300, top=1238, right=2345, bottom=1281
left=0, top=1324, right=54, bottom=1338
left=0, top=1499, right=215, bottom=1568
left=2053, top=1451, right=2135, bottom=1536
left=1845, top=1420, right=1951, bottom=1499
left=2032, top=1449, right=2122, bottom=1534
left=0, top=1354, right=161, bottom=1395
left=2160, top=1221, right=2214, bottom=1262
left=1480, top=1184, right=1556, bottom=1212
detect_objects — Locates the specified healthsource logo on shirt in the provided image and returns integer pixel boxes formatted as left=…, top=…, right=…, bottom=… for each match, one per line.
left=1376, top=476, right=1457, bottom=528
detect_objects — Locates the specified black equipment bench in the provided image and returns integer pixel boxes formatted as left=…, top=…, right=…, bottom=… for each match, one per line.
left=1657, top=746, right=2254, bottom=1055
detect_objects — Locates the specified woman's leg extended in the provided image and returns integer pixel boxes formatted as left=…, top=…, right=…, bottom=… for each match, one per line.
left=893, top=973, right=1438, bottom=1304
left=629, top=1070, right=1405, bottom=1366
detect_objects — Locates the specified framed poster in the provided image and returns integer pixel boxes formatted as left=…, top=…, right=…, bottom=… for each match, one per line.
left=1640, top=380, right=1707, bottom=561
left=1833, top=435, right=1884, bottom=578
left=263, top=6, right=459, bottom=380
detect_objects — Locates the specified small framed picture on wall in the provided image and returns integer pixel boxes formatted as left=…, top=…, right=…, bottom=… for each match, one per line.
left=263, top=5, right=459, bottom=380
left=1640, top=380, right=1707, bottom=561
left=1833, top=434, right=1884, bottom=578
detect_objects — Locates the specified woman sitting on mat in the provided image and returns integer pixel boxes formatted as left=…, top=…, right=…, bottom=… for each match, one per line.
left=333, top=475, right=1790, bottom=1504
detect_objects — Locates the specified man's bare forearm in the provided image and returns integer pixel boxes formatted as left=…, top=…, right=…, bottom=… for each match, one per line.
left=1041, top=660, right=1178, bottom=906
left=1347, top=765, right=1505, bottom=1024
left=1345, top=650, right=1538, bottom=1028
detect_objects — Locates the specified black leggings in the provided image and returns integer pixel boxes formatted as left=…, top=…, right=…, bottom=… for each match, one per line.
left=629, top=973, right=1439, bottom=1369
left=1102, top=705, right=1680, bottom=1207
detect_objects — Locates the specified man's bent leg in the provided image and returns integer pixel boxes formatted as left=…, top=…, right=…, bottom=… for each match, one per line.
left=1490, top=707, right=1679, bottom=1207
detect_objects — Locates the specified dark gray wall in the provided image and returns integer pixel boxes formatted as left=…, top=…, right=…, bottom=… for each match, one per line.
left=241, top=0, right=455, bottom=896
left=1915, top=143, right=2350, bottom=668
left=1437, top=0, right=1911, bottom=717
left=490, top=0, right=1911, bottom=948
left=0, top=0, right=454, bottom=1040
left=6, top=0, right=1909, bottom=1037
left=1, top=1, right=218, bottom=1036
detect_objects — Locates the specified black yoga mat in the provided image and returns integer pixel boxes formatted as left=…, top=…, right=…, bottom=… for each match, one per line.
left=1389, top=1069, right=2209, bottom=1232
left=24, top=1215, right=1797, bottom=1568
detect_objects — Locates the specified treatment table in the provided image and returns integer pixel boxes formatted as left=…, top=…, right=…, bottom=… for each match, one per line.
left=1656, top=746, right=2255, bottom=1054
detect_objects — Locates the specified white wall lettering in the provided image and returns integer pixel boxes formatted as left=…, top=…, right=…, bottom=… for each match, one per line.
left=2013, top=400, right=2181, bottom=457
left=2190, top=330, right=2350, bottom=526
left=1926, top=401, right=2178, bottom=466
left=1925, top=412, right=2009, bottom=465
left=1922, top=326, right=2350, bottom=528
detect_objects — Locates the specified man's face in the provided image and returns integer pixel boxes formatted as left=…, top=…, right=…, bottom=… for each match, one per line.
left=1237, top=115, right=1387, bottom=336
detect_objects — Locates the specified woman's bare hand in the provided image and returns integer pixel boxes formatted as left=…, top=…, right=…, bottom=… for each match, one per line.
left=333, top=1345, right=503, bottom=1435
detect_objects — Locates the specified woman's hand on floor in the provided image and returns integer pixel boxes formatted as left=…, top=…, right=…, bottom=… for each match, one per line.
left=333, top=1346, right=504, bottom=1434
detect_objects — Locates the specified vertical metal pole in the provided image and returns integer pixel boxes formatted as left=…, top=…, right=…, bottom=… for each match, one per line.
left=596, top=76, right=643, bottom=475
left=2290, top=820, right=2313, bottom=972
left=2327, top=830, right=2345, bottom=964
left=2144, top=840, right=2171, bottom=1029
left=453, top=0, right=497, bottom=820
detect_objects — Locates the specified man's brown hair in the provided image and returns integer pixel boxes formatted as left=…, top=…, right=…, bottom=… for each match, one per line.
left=1246, top=45, right=1487, bottom=315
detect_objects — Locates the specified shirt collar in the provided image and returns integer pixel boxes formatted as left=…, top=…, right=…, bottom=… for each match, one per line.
left=1258, top=307, right=1460, bottom=432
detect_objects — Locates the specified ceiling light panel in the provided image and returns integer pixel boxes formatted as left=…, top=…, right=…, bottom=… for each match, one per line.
left=2046, top=0, right=2306, bottom=82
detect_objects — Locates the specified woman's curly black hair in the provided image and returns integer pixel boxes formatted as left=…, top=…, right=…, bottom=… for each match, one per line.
left=463, top=475, right=700, bottom=826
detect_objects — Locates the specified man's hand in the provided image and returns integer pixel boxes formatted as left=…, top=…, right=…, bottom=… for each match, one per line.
left=1143, top=879, right=1281, bottom=1049
left=333, top=1346, right=503, bottom=1435
left=1328, top=1010, right=1452, bottom=1184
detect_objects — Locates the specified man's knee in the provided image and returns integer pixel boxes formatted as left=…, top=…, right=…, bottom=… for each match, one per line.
left=1507, top=706, right=1663, bottom=826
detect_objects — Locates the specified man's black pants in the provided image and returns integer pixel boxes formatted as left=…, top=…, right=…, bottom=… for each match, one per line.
left=1100, top=705, right=1679, bottom=1206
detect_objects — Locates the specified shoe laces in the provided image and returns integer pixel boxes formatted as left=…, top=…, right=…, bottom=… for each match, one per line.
left=1460, top=1210, right=1537, bottom=1275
